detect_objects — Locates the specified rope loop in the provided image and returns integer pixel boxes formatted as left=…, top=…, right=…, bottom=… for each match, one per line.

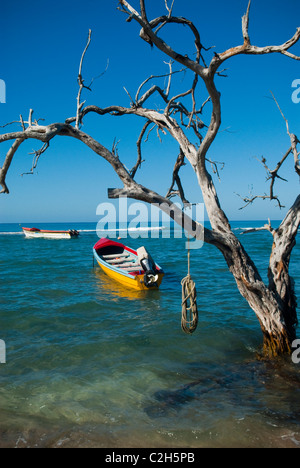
left=181, top=273, right=198, bottom=334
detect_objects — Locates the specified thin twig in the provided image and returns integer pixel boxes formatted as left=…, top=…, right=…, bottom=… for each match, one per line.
left=76, top=29, right=92, bottom=129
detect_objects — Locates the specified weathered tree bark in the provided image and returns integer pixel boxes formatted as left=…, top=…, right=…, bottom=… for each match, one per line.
left=218, top=234, right=294, bottom=357
left=267, top=196, right=300, bottom=348
left=1, top=0, right=300, bottom=357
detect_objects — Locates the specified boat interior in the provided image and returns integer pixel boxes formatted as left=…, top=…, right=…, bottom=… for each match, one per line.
left=96, top=245, right=142, bottom=273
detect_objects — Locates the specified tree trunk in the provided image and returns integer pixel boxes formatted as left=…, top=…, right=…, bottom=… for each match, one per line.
left=216, top=234, right=294, bottom=357
left=267, top=195, right=300, bottom=350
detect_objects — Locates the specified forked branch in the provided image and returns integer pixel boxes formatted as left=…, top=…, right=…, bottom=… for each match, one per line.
left=166, top=150, right=189, bottom=204
left=241, top=218, right=275, bottom=235
left=271, top=92, right=300, bottom=177
left=238, top=92, right=300, bottom=210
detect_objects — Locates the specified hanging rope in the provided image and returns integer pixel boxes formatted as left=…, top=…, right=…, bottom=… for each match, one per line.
left=181, top=240, right=198, bottom=334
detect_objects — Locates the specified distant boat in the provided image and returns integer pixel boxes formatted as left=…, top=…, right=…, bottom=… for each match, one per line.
left=93, top=238, right=164, bottom=290
left=22, top=227, right=79, bottom=239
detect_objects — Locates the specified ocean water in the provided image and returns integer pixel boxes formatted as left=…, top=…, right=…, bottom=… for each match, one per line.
left=0, top=221, right=300, bottom=448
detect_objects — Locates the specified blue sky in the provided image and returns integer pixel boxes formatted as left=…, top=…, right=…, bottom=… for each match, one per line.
left=0, top=0, right=300, bottom=224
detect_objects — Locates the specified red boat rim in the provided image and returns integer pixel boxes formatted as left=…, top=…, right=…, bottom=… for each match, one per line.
left=93, top=238, right=136, bottom=254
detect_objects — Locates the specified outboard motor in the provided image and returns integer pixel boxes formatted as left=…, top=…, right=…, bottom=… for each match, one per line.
left=69, top=230, right=79, bottom=237
left=137, top=247, right=159, bottom=288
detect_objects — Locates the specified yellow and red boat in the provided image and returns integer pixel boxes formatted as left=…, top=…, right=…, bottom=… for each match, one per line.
left=93, top=238, right=164, bottom=291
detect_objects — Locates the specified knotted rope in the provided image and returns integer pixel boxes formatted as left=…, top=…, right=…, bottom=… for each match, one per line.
left=181, top=242, right=198, bottom=334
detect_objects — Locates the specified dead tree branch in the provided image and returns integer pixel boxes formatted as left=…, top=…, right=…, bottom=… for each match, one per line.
left=76, top=29, right=92, bottom=129
left=135, top=62, right=185, bottom=106
left=239, top=93, right=300, bottom=210
left=0, top=138, right=24, bottom=194
left=166, top=150, right=189, bottom=204
left=271, top=92, right=300, bottom=177
left=22, top=142, right=50, bottom=176
left=241, top=219, right=275, bottom=236
left=242, top=0, right=251, bottom=45
left=130, top=120, right=150, bottom=178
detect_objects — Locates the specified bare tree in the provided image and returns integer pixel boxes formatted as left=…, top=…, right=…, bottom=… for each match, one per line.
left=1, top=0, right=300, bottom=357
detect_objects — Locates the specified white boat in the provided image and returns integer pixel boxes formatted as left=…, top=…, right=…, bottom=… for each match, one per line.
left=22, top=227, right=79, bottom=239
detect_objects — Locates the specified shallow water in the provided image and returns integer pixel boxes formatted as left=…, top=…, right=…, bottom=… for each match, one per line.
left=0, top=221, right=300, bottom=448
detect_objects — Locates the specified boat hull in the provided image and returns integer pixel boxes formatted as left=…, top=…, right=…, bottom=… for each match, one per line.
left=95, top=258, right=164, bottom=291
left=93, top=239, right=164, bottom=291
left=22, top=228, right=79, bottom=239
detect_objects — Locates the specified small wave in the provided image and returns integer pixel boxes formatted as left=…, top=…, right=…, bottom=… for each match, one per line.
left=0, top=232, right=23, bottom=235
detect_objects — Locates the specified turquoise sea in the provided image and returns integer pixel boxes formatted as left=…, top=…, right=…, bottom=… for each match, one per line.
left=0, top=221, right=300, bottom=448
